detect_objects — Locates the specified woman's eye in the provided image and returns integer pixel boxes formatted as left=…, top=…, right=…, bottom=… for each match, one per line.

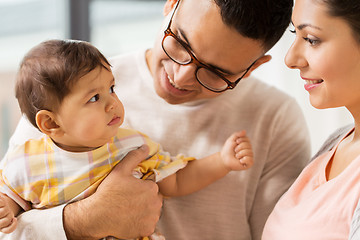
left=289, top=28, right=296, bottom=34
left=303, top=37, right=320, bottom=46
left=109, top=85, right=115, bottom=93
left=89, top=94, right=100, bottom=103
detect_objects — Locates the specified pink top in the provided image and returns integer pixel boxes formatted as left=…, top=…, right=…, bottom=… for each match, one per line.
left=262, top=128, right=360, bottom=240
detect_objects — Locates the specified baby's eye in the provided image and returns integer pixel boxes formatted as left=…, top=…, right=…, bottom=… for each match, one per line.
left=89, top=94, right=100, bottom=103
left=109, top=85, right=115, bottom=94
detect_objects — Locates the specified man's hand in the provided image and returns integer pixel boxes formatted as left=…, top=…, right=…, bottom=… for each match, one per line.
left=63, top=145, right=163, bottom=240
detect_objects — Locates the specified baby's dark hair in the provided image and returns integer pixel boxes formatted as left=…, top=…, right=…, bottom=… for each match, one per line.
left=320, top=0, right=360, bottom=42
left=214, top=0, right=293, bottom=52
left=15, top=39, right=110, bottom=129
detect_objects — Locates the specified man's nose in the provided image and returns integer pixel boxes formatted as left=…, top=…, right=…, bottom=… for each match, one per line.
left=172, top=63, right=199, bottom=88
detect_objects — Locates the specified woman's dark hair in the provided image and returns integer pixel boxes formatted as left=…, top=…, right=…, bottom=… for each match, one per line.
left=15, top=39, right=110, bottom=129
left=214, top=0, right=293, bottom=51
left=321, top=0, right=360, bottom=42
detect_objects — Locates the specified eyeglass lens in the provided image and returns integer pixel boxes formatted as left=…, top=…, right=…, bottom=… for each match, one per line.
left=163, top=35, right=229, bottom=91
left=162, top=35, right=191, bottom=64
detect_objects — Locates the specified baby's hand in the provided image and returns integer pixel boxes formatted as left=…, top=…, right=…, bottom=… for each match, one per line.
left=221, top=130, right=254, bottom=171
left=0, top=193, right=17, bottom=234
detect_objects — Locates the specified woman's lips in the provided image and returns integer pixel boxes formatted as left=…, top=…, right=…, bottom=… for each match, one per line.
left=301, top=77, right=324, bottom=91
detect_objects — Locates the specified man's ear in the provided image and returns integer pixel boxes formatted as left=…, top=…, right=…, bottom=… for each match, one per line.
left=163, top=0, right=178, bottom=16
left=243, top=55, right=272, bottom=78
left=35, top=110, right=64, bottom=137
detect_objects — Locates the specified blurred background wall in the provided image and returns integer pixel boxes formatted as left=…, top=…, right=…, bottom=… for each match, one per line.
left=0, top=0, right=353, bottom=158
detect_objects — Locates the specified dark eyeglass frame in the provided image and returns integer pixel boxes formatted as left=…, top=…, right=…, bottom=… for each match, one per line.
left=161, top=0, right=256, bottom=92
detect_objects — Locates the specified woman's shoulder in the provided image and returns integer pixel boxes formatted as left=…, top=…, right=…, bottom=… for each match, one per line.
left=312, top=124, right=354, bottom=160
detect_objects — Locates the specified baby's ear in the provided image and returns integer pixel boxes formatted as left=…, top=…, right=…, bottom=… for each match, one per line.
left=35, top=110, right=64, bottom=137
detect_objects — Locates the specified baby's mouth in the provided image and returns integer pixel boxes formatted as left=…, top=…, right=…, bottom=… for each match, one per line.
left=108, top=116, right=121, bottom=126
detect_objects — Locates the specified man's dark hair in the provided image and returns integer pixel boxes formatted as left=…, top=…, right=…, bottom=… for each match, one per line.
left=15, top=39, right=110, bottom=129
left=214, top=0, right=293, bottom=51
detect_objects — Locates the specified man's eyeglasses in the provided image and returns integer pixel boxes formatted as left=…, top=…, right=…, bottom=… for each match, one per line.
left=161, top=0, right=256, bottom=93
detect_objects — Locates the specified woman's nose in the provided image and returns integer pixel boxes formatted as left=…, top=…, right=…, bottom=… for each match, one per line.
left=285, top=41, right=308, bottom=70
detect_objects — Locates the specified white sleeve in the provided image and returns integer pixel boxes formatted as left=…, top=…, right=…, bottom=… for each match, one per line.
left=0, top=205, right=67, bottom=240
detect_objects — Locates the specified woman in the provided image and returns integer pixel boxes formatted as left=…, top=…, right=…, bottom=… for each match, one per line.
left=262, top=0, right=360, bottom=239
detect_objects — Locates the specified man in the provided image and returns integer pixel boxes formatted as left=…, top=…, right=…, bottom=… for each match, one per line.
left=1, top=0, right=310, bottom=239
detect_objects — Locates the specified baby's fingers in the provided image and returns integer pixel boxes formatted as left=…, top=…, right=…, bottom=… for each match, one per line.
left=240, top=155, right=254, bottom=167
left=235, top=141, right=253, bottom=153
left=235, top=135, right=251, bottom=144
left=0, top=216, right=17, bottom=234
left=235, top=148, right=253, bottom=159
left=232, top=130, right=247, bottom=139
left=235, top=148, right=254, bottom=169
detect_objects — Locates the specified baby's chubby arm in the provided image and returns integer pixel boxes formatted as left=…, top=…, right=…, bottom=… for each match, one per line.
left=0, top=193, right=21, bottom=234
left=158, top=130, right=253, bottom=197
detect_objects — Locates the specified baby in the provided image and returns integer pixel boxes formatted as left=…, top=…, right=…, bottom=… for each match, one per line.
left=0, top=39, right=253, bottom=239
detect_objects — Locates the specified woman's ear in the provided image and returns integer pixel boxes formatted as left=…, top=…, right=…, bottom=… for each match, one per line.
left=35, top=110, right=64, bottom=137
left=163, top=0, right=178, bottom=16
left=243, top=55, right=272, bottom=78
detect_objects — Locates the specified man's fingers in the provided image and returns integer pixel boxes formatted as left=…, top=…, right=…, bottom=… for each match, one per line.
left=116, top=144, right=150, bottom=174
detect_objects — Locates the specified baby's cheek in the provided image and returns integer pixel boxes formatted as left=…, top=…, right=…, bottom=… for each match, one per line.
left=75, top=119, right=103, bottom=139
